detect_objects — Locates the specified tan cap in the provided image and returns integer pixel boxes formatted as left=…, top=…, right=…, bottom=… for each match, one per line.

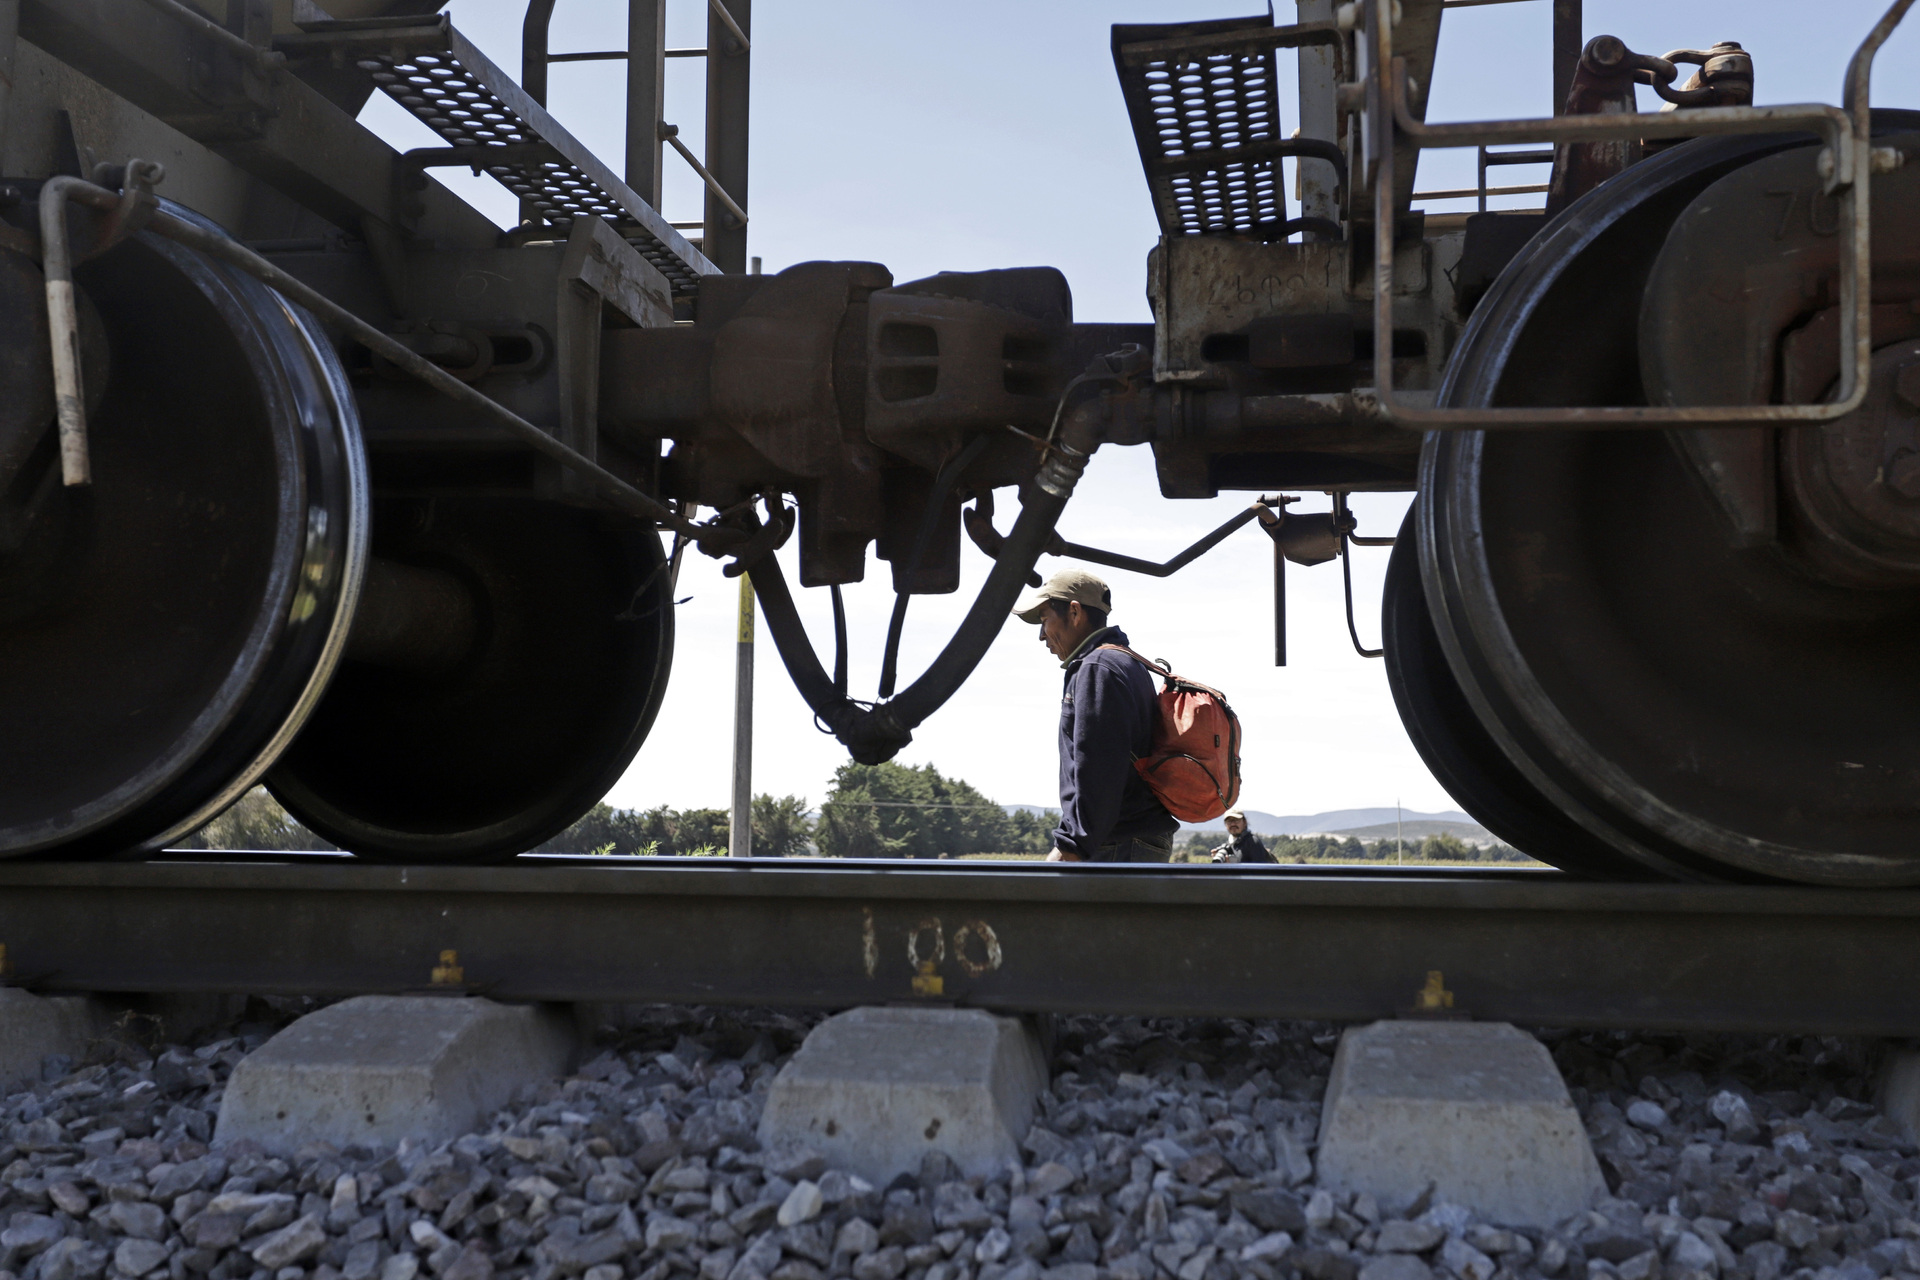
left=1013, top=568, right=1113, bottom=623
left=1223, top=809, right=1246, bottom=822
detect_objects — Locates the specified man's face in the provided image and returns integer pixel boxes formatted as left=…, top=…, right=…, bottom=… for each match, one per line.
left=1225, top=816, right=1246, bottom=836
left=1039, top=600, right=1093, bottom=660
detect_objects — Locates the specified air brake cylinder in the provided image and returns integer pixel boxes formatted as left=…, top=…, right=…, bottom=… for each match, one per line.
left=598, top=262, right=1074, bottom=590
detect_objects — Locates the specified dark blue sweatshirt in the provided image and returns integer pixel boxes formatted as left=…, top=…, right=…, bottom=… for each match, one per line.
left=1051, top=626, right=1177, bottom=859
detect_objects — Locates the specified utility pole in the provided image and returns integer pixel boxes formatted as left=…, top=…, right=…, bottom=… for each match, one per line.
left=729, top=572, right=753, bottom=857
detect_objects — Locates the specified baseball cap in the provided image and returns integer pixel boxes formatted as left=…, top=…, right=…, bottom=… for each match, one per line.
left=1223, top=809, right=1246, bottom=821
left=1013, top=568, right=1113, bottom=623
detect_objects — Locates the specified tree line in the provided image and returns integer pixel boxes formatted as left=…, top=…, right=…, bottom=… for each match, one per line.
left=179, top=781, right=1533, bottom=865
left=532, top=793, right=812, bottom=857
left=1175, top=829, right=1532, bottom=863
left=176, top=765, right=1049, bottom=859
left=540, top=762, right=1055, bottom=858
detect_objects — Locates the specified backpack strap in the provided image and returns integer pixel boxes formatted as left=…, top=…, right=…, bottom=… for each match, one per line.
left=1097, top=643, right=1172, bottom=680
left=1097, top=643, right=1233, bottom=705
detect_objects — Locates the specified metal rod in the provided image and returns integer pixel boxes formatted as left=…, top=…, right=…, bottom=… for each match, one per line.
left=1339, top=540, right=1382, bottom=659
left=37, top=177, right=89, bottom=486
left=547, top=48, right=707, bottom=60
left=520, top=0, right=558, bottom=230
left=661, top=126, right=749, bottom=227
left=1295, top=0, right=1341, bottom=229
left=1411, top=182, right=1548, bottom=201
left=1054, top=505, right=1263, bottom=578
left=1843, top=0, right=1917, bottom=428
left=626, top=0, right=666, bottom=207
left=1114, top=19, right=1340, bottom=65
left=520, top=0, right=556, bottom=105
left=1394, top=92, right=1854, bottom=151
left=1273, top=541, right=1286, bottom=667
left=730, top=572, right=754, bottom=858
left=1552, top=0, right=1582, bottom=115
left=135, top=0, right=280, bottom=70
left=1336, top=494, right=1382, bottom=659
left=703, top=0, right=749, bottom=270
left=706, top=0, right=750, bottom=52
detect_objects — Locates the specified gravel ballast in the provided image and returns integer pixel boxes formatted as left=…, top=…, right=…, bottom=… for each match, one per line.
left=0, top=1003, right=1911, bottom=1280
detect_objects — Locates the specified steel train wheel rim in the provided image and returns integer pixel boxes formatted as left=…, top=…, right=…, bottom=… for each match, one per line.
left=1424, top=114, right=1920, bottom=886
left=1381, top=503, right=1651, bottom=880
left=147, top=283, right=369, bottom=849
left=1422, top=431, right=1744, bottom=882
left=0, top=203, right=366, bottom=857
left=267, top=501, right=674, bottom=864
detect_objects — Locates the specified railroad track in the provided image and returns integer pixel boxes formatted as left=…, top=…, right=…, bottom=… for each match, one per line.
left=1, top=853, right=1910, bottom=1036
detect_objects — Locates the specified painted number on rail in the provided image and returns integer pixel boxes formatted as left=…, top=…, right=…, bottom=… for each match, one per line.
left=862, top=908, right=1002, bottom=996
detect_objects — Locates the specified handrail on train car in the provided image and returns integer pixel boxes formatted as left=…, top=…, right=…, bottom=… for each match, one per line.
left=1362, top=0, right=1915, bottom=431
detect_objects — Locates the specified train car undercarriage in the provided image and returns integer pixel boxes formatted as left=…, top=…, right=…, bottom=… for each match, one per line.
left=0, top=0, right=1916, bottom=884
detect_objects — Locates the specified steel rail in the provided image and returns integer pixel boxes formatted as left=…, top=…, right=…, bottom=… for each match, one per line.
left=1, top=854, right=1918, bottom=1035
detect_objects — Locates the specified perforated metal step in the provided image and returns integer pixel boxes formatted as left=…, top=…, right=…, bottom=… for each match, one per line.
left=284, top=16, right=714, bottom=294
left=1113, top=14, right=1327, bottom=240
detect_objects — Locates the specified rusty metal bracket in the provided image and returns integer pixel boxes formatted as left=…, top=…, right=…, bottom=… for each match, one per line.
left=547, top=215, right=675, bottom=503
left=1357, top=0, right=1913, bottom=430
left=38, top=175, right=734, bottom=548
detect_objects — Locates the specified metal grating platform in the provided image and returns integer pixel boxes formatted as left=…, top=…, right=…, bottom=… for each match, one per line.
left=1113, top=14, right=1289, bottom=238
left=288, top=17, right=715, bottom=294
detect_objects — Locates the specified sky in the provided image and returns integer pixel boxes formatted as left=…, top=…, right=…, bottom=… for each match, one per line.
left=358, top=1, right=1920, bottom=817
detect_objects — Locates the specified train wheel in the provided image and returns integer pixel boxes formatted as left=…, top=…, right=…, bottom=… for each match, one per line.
left=1420, top=114, right=1920, bottom=885
left=266, top=499, right=675, bottom=863
left=0, top=206, right=367, bottom=857
left=1382, top=504, right=1650, bottom=879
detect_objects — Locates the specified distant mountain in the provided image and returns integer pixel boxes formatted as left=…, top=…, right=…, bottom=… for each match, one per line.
left=1326, top=819, right=1493, bottom=843
left=1177, top=807, right=1476, bottom=836
left=1000, top=804, right=1484, bottom=840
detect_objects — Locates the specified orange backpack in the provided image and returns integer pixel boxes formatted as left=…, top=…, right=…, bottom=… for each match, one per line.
left=1099, top=644, right=1242, bottom=823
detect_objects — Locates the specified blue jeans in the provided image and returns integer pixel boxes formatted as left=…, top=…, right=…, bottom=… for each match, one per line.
left=1096, top=835, right=1173, bottom=863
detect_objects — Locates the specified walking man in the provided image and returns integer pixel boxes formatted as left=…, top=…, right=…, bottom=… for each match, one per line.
left=1014, top=569, right=1176, bottom=863
left=1211, top=810, right=1276, bottom=863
